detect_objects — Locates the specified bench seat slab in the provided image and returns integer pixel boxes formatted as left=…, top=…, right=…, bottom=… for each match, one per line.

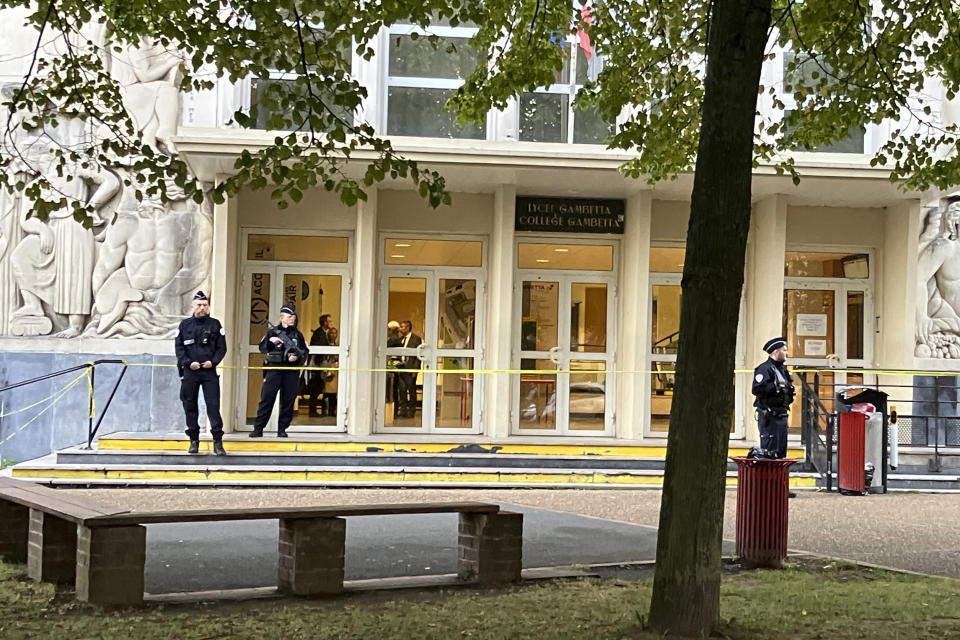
left=76, top=524, right=146, bottom=606
left=278, top=517, right=346, bottom=596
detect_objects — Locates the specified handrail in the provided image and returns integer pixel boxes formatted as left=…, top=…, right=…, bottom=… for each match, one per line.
left=799, top=371, right=834, bottom=491
left=0, top=359, right=129, bottom=450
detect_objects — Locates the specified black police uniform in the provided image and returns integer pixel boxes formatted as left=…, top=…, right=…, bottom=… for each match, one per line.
left=251, top=321, right=309, bottom=437
left=752, top=353, right=794, bottom=459
left=174, top=311, right=227, bottom=444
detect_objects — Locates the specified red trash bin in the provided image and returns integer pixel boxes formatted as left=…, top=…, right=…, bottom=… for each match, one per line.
left=838, top=411, right=866, bottom=494
left=731, top=457, right=797, bottom=569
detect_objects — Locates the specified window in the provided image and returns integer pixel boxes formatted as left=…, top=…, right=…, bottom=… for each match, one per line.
left=780, top=52, right=865, bottom=153
left=384, top=238, right=483, bottom=267
left=517, top=243, right=614, bottom=270
left=385, top=24, right=486, bottom=139
left=248, top=27, right=354, bottom=131
left=784, top=252, right=869, bottom=279
left=247, top=235, right=350, bottom=262
left=518, top=42, right=611, bottom=144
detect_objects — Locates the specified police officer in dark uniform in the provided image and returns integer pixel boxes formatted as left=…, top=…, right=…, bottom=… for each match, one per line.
left=250, top=303, right=309, bottom=438
left=752, top=336, right=795, bottom=459
left=175, top=291, right=227, bottom=455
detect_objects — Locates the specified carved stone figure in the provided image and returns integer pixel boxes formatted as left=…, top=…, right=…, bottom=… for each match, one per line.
left=916, top=199, right=960, bottom=358
left=9, top=143, right=120, bottom=337
left=110, top=36, right=183, bottom=153
left=85, top=172, right=212, bottom=338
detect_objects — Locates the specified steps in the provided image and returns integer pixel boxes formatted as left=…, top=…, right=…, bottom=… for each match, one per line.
left=9, top=432, right=824, bottom=488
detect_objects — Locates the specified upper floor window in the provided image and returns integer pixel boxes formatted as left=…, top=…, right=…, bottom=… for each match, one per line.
left=385, top=23, right=486, bottom=139
left=519, top=40, right=611, bottom=144
left=248, top=26, right=354, bottom=131
left=781, top=52, right=865, bottom=154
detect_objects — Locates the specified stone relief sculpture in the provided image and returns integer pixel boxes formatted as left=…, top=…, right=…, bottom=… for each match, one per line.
left=10, top=140, right=120, bottom=337
left=0, top=37, right=212, bottom=340
left=916, top=199, right=960, bottom=358
left=109, top=36, right=183, bottom=153
left=85, top=172, right=212, bottom=338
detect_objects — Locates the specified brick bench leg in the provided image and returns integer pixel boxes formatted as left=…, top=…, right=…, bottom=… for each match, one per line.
left=0, top=500, right=29, bottom=563
left=27, top=509, right=77, bottom=584
left=76, top=525, right=146, bottom=606
left=278, top=517, right=345, bottom=596
left=458, top=511, right=523, bottom=585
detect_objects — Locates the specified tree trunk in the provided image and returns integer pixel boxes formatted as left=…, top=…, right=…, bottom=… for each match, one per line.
left=647, top=0, right=772, bottom=636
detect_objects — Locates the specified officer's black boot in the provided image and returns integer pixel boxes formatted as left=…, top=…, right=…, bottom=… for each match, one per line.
left=277, top=429, right=288, bottom=438
left=187, top=440, right=200, bottom=454
left=213, top=440, right=226, bottom=456
left=248, top=430, right=263, bottom=438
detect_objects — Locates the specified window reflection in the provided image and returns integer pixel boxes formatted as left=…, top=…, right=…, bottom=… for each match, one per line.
left=569, top=361, right=605, bottom=430
left=784, top=252, right=869, bottom=278
left=520, top=281, right=559, bottom=351
left=438, top=279, right=476, bottom=348
left=570, top=283, right=606, bottom=352
left=518, top=359, right=556, bottom=429
left=517, top=243, right=614, bottom=270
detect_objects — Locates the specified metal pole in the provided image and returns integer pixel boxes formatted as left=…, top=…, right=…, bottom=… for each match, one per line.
left=86, top=364, right=95, bottom=450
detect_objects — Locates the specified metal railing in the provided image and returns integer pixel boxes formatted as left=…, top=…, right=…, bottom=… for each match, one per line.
left=799, top=371, right=834, bottom=491
left=0, top=359, right=129, bottom=449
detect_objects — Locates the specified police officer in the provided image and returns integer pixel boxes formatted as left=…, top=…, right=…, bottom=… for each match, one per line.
left=250, top=303, right=309, bottom=438
left=175, top=291, right=227, bottom=455
left=752, top=336, right=795, bottom=459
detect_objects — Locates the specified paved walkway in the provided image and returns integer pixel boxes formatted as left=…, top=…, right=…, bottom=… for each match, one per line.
left=64, top=488, right=960, bottom=581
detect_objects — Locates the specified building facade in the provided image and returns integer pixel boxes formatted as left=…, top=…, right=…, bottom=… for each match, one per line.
left=0, top=11, right=958, bottom=462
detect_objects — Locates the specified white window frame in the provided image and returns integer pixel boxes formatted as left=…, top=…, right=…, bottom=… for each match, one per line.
left=772, top=46, right=874, bottom=154
left=382, top=23, right=489, bottom=138
left=516, top=38, right=609, bottom=145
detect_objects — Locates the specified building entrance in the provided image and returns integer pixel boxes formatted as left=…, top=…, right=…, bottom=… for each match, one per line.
left=378, top=269, right=484, bottom=433
left=783, top=251, right=874, bottom=434
left=238, top=232, right=351, bottom=434
left=514, top=241, right=617, bottom=435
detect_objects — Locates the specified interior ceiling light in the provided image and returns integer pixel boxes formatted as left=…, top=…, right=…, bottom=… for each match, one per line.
left=554, top=248, right=569, bottom=252
left=536, top=259, right=550, bottom=263
left=391, top=254, right=406, bottom=258
left=394, top=243, right=411, bottom=247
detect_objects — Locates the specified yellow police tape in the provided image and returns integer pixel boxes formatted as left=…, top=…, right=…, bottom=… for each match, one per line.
left=116, top=361, right=960, bottom=377
left=0, top=370, right=89, bottom=446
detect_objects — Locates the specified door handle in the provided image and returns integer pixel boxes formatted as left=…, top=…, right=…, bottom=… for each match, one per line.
left=416, top=342, right=427, bottom=362
left=825, top=353, right=840, bottom=369
left=548, top=346, right=560, bottom=364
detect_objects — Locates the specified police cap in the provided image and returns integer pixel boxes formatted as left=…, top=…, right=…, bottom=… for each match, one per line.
left=763, top=336, right=787, bottom=353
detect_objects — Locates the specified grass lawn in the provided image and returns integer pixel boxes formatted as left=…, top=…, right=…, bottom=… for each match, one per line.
left=1, top=559, right=959, bottom=639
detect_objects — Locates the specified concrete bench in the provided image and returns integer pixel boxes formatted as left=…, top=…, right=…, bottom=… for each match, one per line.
left=0, top=478, right=523, bottom=606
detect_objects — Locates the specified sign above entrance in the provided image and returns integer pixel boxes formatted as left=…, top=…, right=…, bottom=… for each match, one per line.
left=515, top=197, right=625, bottom=234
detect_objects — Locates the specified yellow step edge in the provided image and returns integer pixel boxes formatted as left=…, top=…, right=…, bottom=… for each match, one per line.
left=95, top=439, right=803, bottom=460
left=11, top=467, right=817, bottom=487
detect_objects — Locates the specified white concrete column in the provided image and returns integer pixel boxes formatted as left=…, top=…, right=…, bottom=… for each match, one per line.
left=616, top=192, right=652, bottom=440
left=880, top=199, right=922, bottom=416
left=485, top=185, right=516, bottom=438
left=211, top=187, right=240, bottom=432
left=743, top=195, right=788, bottom=441
left=347, top=189, right=378, bottom=436
left=881, top=199, right=921, bottom=369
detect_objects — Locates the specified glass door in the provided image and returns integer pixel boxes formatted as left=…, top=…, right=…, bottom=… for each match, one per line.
left=515, top=275, right=615, bottom=434
left=239, top=265, right=350, bottom=433
left=647, top=275, right=681, bottom=435
left=783, top=282, right=873, bottom=434
left=378, top=268, right=483, bottom=433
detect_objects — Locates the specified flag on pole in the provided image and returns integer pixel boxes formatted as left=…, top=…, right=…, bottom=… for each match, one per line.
left=577, top=5, right=594, bottom=60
